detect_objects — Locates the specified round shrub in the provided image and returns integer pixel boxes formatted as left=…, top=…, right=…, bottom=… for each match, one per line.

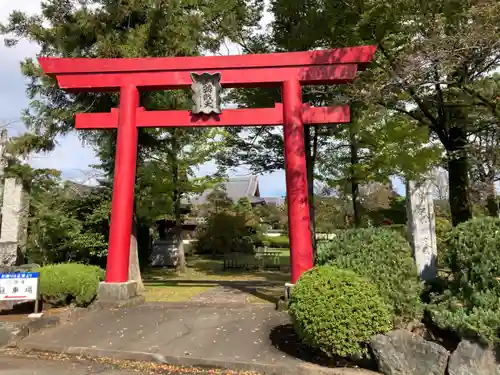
left=316, top=227, right=422, bottom=326
left=39, top=263, right=105, bottom=307
left=429, top=217, right=500, bottom=345
left=289, top=266, right=393, bottom=358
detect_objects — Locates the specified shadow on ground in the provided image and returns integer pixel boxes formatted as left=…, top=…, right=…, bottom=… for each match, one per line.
left=269, top=324, right=378, bottom=370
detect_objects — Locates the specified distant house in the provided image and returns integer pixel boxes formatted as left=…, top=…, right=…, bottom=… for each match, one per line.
left=190, top=175, right=285, bottom=208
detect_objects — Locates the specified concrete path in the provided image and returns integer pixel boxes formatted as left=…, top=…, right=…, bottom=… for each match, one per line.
left=0, top=355, right=138, bottom=375
left=17, top=303, right=380, bottom=375
left=190, top=286, right=252, bottom=304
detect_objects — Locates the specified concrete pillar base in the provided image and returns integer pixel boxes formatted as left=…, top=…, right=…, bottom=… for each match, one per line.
left=97, top=281, right=145, bottom=308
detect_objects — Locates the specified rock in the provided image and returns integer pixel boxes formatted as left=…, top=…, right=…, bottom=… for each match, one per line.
left=370, top=329, right=449, bottom=375
left=0, top=321, right=29, bottom=348
left=448, top=340, right=500, bottom=375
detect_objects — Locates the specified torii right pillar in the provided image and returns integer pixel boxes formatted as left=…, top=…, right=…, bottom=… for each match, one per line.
left=282, top=79, right=313, bottom=284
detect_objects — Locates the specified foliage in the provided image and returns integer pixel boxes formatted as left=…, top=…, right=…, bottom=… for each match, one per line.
left=314, top=196, right=351, bottom=231
left=195, top=212, right=256, bottom=255
left=27, top=180, right=111, bottom=267
left=262, top=235, right=289, bottom=249
left=289, top=266, right=393, bottom=358
left=39, top=263, right=105, bottom=307
left=317, top=110, right=441, bottom=199
left=428, top=217, right=500, bottom=345
left=254, top=203, right=287, bottom=231
left=384, top=224, right=407, bottom=239
left=445, top=217, right=500, bottom=290
left=269, top=0, right=500, bottom=225
left=316, top=228, right=422, bottom=326
left=435, top=217, right=453, bottom=268
left=195, top=190, right=263, bottom=255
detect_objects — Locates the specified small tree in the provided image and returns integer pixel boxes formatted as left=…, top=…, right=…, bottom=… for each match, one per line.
left=196, top=212, right=256, bottom=255
left=195, top=192, right=263, bottom=255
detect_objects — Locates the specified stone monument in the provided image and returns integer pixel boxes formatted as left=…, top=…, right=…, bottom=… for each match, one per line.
left=0, top=130, right=29, bottom=267
left=406, top=176, right=438, bottom=281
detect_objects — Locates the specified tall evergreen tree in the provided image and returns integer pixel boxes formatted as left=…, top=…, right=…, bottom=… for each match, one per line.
left=1, top=0, right=264, bottom=272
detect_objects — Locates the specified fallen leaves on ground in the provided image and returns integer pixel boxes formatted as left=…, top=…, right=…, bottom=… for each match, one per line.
left=3, top=349, right=261, bottom=375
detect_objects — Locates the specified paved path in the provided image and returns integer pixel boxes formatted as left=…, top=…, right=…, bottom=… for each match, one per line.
left=16, top=303, right=380, bottom=375
left=19, top=304, right=288, bottom=364
left=190, top=286, right=251, bottom=304
left=188, top=281, right=282, bottom=304
left=0, top=355, right=139, bottom=375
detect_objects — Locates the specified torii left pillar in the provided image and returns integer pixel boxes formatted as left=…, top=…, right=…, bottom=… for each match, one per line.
left=97, top=85, right=142, bottom=306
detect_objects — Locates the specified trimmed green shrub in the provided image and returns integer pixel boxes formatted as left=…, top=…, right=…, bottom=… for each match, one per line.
left=39, top=263, right=105, bottom=307
left=316, top=228, right=422, bottom=326
left=444, top=217, right=500, bottom=289
left=384, top=224, right=407, bottom=239
left=428, top=217, right=500, bottom=345
left=435, top=217, right=453, bottom=268
left=289, top=266, right=393, bottom=358
left=262, top=235, right=289, bottom=248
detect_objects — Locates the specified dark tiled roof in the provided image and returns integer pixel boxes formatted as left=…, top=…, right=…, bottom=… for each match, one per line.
left=192, top=175, right=260, bottom=205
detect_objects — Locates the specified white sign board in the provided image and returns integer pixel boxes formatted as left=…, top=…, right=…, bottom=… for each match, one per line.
left=0, top=272, right=39, bottom=301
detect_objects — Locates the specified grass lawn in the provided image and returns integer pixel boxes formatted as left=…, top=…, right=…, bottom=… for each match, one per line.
left=143, top=253, right=291, bottom=303
left=145, top=282, right=214, bottom=302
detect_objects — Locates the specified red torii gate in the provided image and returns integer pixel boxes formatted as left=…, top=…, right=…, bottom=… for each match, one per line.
left=38, top=46, right=376, bottom=291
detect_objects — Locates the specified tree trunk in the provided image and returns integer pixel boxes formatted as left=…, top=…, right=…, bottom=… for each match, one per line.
left=486, top=178, right=499, bottom=217
left=447, top=125, right=473, bottom=226
left=129, top=208, right=145, bottom=293
left=349, top=126, right=362, bottom=228
left=171, top=129, right=186, bottom=273
left=304, top=125, right=317, bottom=261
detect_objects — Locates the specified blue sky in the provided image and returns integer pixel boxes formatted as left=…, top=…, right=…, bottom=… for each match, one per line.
left=0, top=1, right=405, bottom=198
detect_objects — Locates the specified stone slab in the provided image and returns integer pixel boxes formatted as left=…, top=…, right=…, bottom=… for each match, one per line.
left=17, top=303, right=380, bottom=375
left=98, top=281, right=138, bottom=302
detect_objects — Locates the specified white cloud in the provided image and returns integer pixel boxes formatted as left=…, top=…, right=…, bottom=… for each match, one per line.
left=1, top=0, right=100, bottom=178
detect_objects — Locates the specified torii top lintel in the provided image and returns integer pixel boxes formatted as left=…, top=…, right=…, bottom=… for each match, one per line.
left=38, top=46, right=376, bottom=91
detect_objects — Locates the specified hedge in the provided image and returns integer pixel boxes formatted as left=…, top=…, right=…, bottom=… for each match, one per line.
left=429, top=217, right=500, bottom=346
left=39, top=263, right=105, bottom=307
left=316, top=227, right=423, bottom=327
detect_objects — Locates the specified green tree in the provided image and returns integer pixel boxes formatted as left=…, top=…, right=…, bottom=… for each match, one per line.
left=254, top=203, right=287, bottom=230
left=26, top=179, right=111, bottom=266
left=270, top=0, right=500, bottom=225
left=195, top=190, right=263, bottom=255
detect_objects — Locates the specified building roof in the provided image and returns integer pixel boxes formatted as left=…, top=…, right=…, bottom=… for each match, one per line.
left=192, top=175, right=260, bottom=205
